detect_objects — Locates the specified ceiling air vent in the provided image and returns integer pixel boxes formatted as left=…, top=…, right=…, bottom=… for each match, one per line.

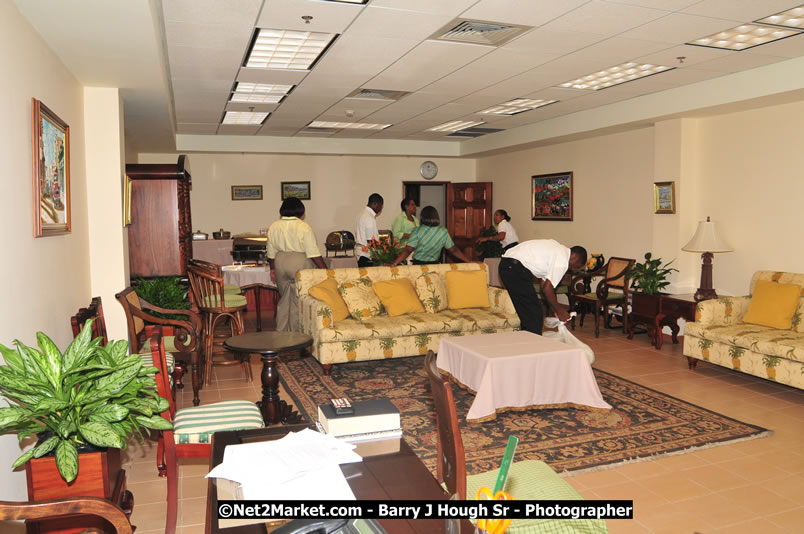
left=432, top=19, right=531, bottom=46
left=346, top=88, right=409, bottom=101
left=447, top=127, right=504, bottom=138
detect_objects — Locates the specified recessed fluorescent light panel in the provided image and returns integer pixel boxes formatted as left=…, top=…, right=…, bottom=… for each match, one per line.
left=687, top=24, right=800, bottom=50
left=246, top=29, right=336, bottom=70
left=308, top=121, right=391, bottom=130
left=230, top=83, right=294, bottom=104
left=557, top=62, right=673, bottom=91
left=321, top=0, right=368, bottom=4
left=222, top=111, right=269, bottom=125
left=479, top=98, right=557, bottom=115
left=427, top=120, right=485, bottom=133
left=756, top=5, right=804, bottom=29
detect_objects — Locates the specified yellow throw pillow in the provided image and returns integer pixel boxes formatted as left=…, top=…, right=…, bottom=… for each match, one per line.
left=338, top=277, right=385, bottom=320
left=743, top=280, right=802, bottom=329
left=445, top=270, right=489, bottom=309
left=372, top=279, right=425, bottom=317
left=414, top=272, right=448, bottom=313
left=308, top=278, right=350, bottom=324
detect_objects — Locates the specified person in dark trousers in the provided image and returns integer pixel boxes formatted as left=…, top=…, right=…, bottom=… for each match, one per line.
left=356, top=193, right=384, bottom=268
left=499, top=240, right=587, bottom=335
left=477, top=209, right=520, bottom=251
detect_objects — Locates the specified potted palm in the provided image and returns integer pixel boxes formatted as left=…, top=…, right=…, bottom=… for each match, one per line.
left=0, top=320, right=172, bottom=513
left=629, top=252, right=678, bottom=316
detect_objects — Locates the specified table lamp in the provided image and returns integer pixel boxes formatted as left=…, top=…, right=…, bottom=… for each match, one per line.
left=682, top=216, right=733, bottom=301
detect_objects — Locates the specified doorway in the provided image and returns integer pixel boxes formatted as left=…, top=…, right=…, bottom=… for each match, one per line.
left=403, top=182, right=447, bottom=227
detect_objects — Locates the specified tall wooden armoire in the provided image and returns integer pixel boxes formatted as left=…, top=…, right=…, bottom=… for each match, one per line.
left=126, top=155, right=193, bottom=277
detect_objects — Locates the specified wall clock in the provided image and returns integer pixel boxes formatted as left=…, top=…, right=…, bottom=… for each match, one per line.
left=419, top=160, right=438, bottom=180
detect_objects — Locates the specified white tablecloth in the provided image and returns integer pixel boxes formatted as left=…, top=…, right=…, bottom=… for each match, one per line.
left=192, top=239, right=234, bottom=265
left=437, top=331, right=610, bottom=422
left=221, top=265, right=276, bottom=288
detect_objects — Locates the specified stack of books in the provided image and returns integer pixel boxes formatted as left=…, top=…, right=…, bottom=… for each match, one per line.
left=317, top=399, right=402, bottom=445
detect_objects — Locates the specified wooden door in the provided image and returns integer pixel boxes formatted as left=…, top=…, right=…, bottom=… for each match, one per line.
left=446, top=182, right=492, bottom=261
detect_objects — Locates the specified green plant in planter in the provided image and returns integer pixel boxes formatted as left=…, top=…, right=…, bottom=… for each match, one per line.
left=135, top=276, right=190, bottom=320
left=630, top=252, right=678, bottom=295
left=0, top=320, right=172, bottom=483
left=477, top=226, right=503, bottom=260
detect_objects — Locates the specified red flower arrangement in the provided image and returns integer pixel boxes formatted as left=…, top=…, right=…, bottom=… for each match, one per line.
left=366, top=235, right=403, bottom=265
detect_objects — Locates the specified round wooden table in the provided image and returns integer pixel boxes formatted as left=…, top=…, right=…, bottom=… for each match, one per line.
left=223, top=331, right=312, bottom=425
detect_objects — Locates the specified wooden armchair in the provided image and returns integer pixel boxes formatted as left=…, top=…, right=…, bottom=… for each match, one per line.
left=424, top=352, right=607, bottom=533
left=70, top=297, right=108, bottom=346
left=0, top=497, right=132, bottom=533
left=568, top=257, right=635, bottom=337
left=115, top=286, right=201, bottom=405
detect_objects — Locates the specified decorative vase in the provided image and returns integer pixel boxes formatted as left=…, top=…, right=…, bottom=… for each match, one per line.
left=587, top=253, right=605, bottom=271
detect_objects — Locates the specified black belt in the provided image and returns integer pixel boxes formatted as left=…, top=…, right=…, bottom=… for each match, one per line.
left=500, top=257, right=523, bottom=267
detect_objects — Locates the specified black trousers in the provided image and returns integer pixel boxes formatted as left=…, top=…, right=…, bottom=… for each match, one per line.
left=498, top=257, right=544, bottom=335
left=357, top=256, right=374, bottom=268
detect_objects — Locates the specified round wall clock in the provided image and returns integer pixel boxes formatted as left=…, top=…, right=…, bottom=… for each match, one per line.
left=420, top=160, right=438, bottom=180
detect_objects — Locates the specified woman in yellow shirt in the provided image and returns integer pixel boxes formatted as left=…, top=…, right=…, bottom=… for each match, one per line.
left=266, top=198, right=327, bottom=331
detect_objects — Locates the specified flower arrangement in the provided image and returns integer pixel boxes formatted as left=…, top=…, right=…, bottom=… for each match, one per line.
left=365, top=235, right=403, bottom=265
left=477, top=226, right=503, bottom=259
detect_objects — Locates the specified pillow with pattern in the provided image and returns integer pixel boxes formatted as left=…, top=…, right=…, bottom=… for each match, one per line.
left=413, top=272, right=448, bottom=313
left=338, top=277, right=385, bottom=320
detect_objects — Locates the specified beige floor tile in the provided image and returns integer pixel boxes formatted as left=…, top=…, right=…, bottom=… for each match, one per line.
left=129, top=501, right=168, bottom=532
left=717, top=485, right=799, bottom=517
left=180, top=496, right=208, bottom=527
left=715, top=455, right=791, bottom=484
left=594, top=480, right=668, bottom=511
left=179, top=457, right=211, bottom=478
left=179, top=525, right=209, bottom=534
left=766, top=506, right=804, bottom=531
left=633, top=507, right=710, bottom=533
left=680, top=463, right=752, bottom=492
left=606, top=519, right=653, bottom=534
left=611, top=458, right=673, bottom=481
left=636, top=472, right=711, bottom=502
left=711, top=517, right=792, bottom=533
left=181, top=472, right=211, bottom=500
left=565, top=467, right=631, bottom=489
left=127, top=478, right=167, bottom=505
left=670, top=492, right=760, bottom=529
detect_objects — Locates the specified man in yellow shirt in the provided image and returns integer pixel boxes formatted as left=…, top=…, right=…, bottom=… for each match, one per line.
left=267, top=198, right=327, bottom=331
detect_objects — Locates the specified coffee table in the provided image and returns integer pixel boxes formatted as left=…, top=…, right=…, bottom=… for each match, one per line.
left=223, top=331, right=312, bottom=425
left=437, top=331, right=611, bottom=422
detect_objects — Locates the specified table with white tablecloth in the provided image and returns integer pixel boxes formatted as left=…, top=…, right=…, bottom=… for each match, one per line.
left=221, top=265, right=277, bottom=331
left=437, top=331, right=611, bottom=422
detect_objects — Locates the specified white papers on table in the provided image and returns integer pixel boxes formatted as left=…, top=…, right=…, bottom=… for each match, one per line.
left=205, top=428, right=362, bottom=500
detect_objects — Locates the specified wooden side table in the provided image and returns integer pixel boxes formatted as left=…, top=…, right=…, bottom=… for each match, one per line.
left=628, top=294, right=697, bottom=350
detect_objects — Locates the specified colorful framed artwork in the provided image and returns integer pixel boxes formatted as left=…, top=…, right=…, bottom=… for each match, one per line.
left=531, top=172, right=573, bottom=221
left=32, top=98, right=71, bottom=237
left=231, top=185, right=263, bottom=201
left=123, top=174, right=133, bottom=226
left=654, top=181, right=675, bottom=214
left=281, top=181, right=311, bottom=200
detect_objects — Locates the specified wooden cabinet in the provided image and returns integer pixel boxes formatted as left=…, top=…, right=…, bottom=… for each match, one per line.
left=126, top=155, right=192, bottom=277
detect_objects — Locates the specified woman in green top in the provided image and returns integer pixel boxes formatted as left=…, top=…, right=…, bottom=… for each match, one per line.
left=392, top=206, right=475, bottom=266
left=391, top=197, right=419, bottom=245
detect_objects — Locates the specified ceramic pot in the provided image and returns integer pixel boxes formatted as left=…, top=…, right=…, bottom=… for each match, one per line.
left=212, top=228, right=231, bottom=240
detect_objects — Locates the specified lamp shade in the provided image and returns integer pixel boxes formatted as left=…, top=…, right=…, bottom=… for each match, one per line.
left=682, top=217, right=733, bottom=253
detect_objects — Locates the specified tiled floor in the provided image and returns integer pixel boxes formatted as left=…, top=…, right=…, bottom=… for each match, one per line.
left=123, top=316, right=804, bottom=534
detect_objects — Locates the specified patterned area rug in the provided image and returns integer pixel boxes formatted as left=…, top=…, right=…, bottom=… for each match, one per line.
left=280, top=355, right=771, bottom=476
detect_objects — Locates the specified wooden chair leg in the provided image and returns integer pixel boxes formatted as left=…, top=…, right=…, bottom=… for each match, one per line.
left=204, top=313, right=216, bottom=386
left=594, top=305, right=601, bottom=337
left=157, top=436, right=166, bottom=477
left=164, top=434, right=178, bottom=534
left=173, top=360, right=185, bottom=390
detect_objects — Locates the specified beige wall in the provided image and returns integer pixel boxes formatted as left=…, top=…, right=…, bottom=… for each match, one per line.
left=477, top=128, right=656, bottom=261
left=137, top=153, right=477, bottom=251
left=0, top=1, right=91, bottom=501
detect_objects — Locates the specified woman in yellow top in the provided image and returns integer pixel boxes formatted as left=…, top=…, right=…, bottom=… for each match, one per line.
left=266, top=198, right=327, bottom=332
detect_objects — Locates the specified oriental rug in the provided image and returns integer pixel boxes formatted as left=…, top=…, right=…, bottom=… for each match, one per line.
left=279, top=355, right=771, bottom=476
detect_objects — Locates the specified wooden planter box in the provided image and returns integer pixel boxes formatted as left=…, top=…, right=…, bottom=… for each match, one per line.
left=25, top=448, right=129, bottom=534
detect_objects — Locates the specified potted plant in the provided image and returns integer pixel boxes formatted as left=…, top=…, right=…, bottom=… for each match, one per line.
left=476, top=226, right=503, bottom=260
left=629, top=252, right=678, bottom=316
left=134, top=276, right=190, bottom=320
left=0, top=320, right=172, bottom=499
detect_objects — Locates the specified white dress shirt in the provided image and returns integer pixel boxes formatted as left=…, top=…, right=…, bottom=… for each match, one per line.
left=503, top=239, right=570, bottom=287
left=355, top=206, right=379, bottom=259
left=497, top=219, right=519, bottom=248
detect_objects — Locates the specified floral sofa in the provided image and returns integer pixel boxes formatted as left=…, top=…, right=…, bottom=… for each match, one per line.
left=683, top=271, right=804, bottom=390
left=297, top=263, right=520, bottom=373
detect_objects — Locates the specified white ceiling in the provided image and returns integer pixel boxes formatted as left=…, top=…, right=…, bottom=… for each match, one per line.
left=15, top=0, right=804, bottom=155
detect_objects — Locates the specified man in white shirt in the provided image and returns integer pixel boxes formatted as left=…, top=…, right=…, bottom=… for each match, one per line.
left=499, top=240, right=587, bottom=334
left=355, top=193, right=384, bottom=267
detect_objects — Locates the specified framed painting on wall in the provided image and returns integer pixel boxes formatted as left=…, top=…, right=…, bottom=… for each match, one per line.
left=654, top=181, right=676, bottom=214
left=231, top=185, right=263, bottom=201
left=531, top=172, right=573, bottom=221
left=281, top=181, right=311, bottom=200
left=32, top=98, right=71, bottom=237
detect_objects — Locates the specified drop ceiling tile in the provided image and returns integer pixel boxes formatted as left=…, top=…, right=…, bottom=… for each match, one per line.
left=421, top=102, right=486, bottom=121
left=475, top=55, right=615, bottom=97
left=217, top=124, right=262, bottom=135
left=175, top=108, right=225, bottom=123
left=165, top=22, right=254, bottom=50
left=172, top=78, right=235, bottom=93
left=602, top=0, right=701, bottom=9
left=237, top=67, right=309, bottom=85
left=744, top=34, right=804, bottom=58
left=225, top=102, right=279, bottom=112
left=503, top=28, right=608, bottom=55
left=308, top=33, right=420, bottom=80
left=451, top=94, right=515, bottom=108
left=635, top=44, right=734, bottom=67
left=256, top=0, right=363, bottom=33
left=521, top=86, right=590, bottom=101
left=347, top=5, right=455, bottom=40
left=369, top=0, right=477, bottom=15
left=367, top=40, right=493, bottom=92
left=176, top=123, right=219, bottom=134
left=543, top=0, right=668, bottom=35
left=571, top=36, right=672, bottom=63
left=163, top=0, right=262, bottom=26
left=681, top=0, right=799, bottom=22
left=461, top=0, right=590, bottom=28
left=620, top=13, right=743, bottom=44
left=692, top=51, right=787, bottom=73
left=170, top=60, right=240, bottom=81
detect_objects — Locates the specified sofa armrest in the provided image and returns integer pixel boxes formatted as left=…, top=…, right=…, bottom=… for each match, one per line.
left=693, top=296, right=751, bottom=326
left=299, top=294, right=334, bottom=337
left=488, top=287, right=516, bottom=315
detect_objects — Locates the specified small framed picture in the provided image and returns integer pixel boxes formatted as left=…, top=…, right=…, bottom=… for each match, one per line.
left=281, top=181, right=311, bottom=200
left=32, top=98, right=71, bottom=237
left=531, top=172, right=573, bottom=221
left=654, top=181, right=675, bottom=214
left=231, top=185, right=263, bottom=201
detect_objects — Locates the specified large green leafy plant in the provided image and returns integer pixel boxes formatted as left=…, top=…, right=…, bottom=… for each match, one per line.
left=0, top=320, right=172, bottom=483
left=630, top=252, right=679, bottom=295
left=134, top=276, right=190, bottom=319
left=477, top=226, right=503, bottom=260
